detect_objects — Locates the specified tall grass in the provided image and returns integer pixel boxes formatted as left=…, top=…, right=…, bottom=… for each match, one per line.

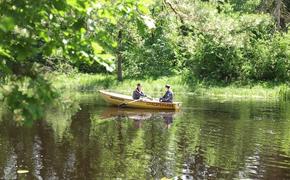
left=50, top=73, right=290, bottom=101
left=278, top=85, right=290, bottom=101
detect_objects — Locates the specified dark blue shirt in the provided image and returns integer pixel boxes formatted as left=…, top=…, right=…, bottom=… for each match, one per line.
left=132, top=88, right=145, bottom=99
left=160, top=90, right=173, bottom=102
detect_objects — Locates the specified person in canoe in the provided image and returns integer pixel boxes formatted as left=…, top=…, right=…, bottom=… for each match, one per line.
left=159, top=84, right=173, bottom=102
left=133, top=83, right=146, bottom=100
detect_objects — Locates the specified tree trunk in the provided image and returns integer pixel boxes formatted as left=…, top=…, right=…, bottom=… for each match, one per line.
left=275, top=0, right=282, bottom=30
left=117, top=30, right=123, bottom=81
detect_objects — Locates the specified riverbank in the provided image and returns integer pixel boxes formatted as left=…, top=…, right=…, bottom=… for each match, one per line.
left=1, top=73, right=289, bottom=123
left=51, top=73, right=290, bottom=101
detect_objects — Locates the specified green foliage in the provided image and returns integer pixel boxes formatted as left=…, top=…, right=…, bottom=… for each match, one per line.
left=123, top=22, right=177, bottom=77
left=166, top=1, right=290, bottom=83
left=229, top=0, right=261, bottom=12
left=2, top=76, right=58, bottom=123
left=241, top=34, right=290, bottom=81
left=0, top=0, right=156, bottom=76
left=51, top=73, right=290, bottom=101
left=0, top=0, right=155, bottom=122
left=278, top=84, right=290, bottom=100
left=1, top=0, right=290, bottom=123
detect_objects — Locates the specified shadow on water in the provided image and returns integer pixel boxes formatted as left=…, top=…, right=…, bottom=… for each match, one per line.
left=1, top=93, right=290, bottom=179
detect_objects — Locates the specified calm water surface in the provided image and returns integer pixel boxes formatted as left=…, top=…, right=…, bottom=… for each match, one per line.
left=1, top=94, right=290, bottom=179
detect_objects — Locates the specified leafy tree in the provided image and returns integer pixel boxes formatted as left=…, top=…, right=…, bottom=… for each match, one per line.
left=163, top=0, right=290, bottom=83
left=0, top=0, right=155, bottom=121
left=123, top=1, right=178, bottom=78
left=258, top=0, right=290, bottom=30
left=86, top=0, right=156, bottom=80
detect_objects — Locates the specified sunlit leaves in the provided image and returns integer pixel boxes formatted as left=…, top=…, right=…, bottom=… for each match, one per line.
left=137, top=3, right=151, bottom=14
left=92, top=42, right=104, bottom=54
left=0, top=0, right=156, bottom=122
left=66, top=0, right=87, bottom=12
left=165, top=0, right=290, bottom=82
left=97, top=9, right=118, bottom=25
left=0, top=47, right=12, bottom=59
left=83, top=0, right=156, bottom=74
left=141, top=15, right=156, bottom=29
left=91, top=41, right=115, bottom=71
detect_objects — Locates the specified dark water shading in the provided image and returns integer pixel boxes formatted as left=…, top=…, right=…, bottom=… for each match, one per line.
left=1, top=95, right=290, bottom=179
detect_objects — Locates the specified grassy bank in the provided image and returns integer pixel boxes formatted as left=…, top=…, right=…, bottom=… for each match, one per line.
left=50, top=73, right=290, bottom=101
left=1, top=72, right=289, bottom=123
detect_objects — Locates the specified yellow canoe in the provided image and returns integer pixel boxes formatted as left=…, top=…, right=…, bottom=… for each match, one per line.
left=99, top=90, right=182, bottom=110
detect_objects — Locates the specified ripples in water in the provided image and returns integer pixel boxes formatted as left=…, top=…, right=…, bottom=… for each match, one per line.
left=0, top=96, right=290, bottom=179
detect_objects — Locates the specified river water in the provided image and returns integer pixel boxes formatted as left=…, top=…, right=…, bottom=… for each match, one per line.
left=0, top=93, right=290, bottom=179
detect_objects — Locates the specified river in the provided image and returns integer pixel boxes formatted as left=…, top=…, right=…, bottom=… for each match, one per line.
left=0, top=93, right=290, bottom=179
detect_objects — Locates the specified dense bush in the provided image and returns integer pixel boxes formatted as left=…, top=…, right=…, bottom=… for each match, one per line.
left=241, top=34, right=290, bottom=81
left=165, top=1, right=290, bottom=83
left=121, top=4, right=178, bottom=78
left=123, top=26, right=177, bottom=78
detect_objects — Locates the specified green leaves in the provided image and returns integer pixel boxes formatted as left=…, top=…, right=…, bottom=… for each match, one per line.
left=164, top=0, right=290, bottom=83
left=4, top=76, right=58, bottom=123
left=0, top=16, right=15, bottom=32
left=91, top=42, right=115, bottom=72
left=66, top=0, right=87, bottom=12
left=0, top=0, right=156, bottom=122
left=0, top=47, right=12, bottom=59
left=92, top=42, right=104, bottom=54
left=137, top=3, right=151, bottom=14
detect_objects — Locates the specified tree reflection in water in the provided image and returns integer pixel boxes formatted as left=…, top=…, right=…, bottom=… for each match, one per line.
left=1, top=97, right=290, bottom=179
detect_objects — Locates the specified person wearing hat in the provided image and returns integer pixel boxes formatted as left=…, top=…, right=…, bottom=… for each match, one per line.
left=133, top=83, right=146, bottom=100
left=159, top=84, right=173, bottom=102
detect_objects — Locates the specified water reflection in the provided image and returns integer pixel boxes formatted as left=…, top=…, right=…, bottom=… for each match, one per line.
left=99, top=107, right=176, bottom=128
left=1, top=95, right=290, bottom=179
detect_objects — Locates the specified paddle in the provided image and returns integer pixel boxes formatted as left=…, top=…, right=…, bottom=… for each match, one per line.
left=119, top=99, right=142, bottom=107
left=144, top=95, right=157, bottom=101
left=119, top=95, right=156, bottom=107
left=119, top=94, right=158, bottom=108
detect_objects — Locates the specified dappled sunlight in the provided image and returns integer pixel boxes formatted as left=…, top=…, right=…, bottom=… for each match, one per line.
left=0, top=0, right=290, bottom=179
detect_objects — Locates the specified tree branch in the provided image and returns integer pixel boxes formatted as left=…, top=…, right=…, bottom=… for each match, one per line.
left=163, top=0, right=184, bottom=23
